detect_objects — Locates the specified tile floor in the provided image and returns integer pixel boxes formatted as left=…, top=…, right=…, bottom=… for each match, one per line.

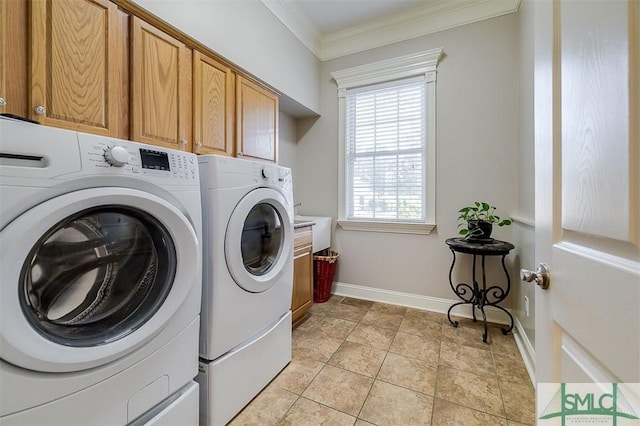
left=230, top=296, right=535, bottom=425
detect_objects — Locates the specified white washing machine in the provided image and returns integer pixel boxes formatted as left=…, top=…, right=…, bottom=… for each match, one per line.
left=197, top=154, right=294, bottom=425
left=0, top=117, right=202, bottom=425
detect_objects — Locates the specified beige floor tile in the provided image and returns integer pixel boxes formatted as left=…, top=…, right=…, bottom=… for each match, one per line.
left=315, top=316, right=359, bottom=340
left=341, top=297, right=375, bottom=309
left=439, top=341, right=496, bottom=377
left=346, top=323, right=397, bottom=350
left=309, top=301, right=335, bottom=315
left=302, top=365, right=373, bottom=416
left=435, top=366, right=505, bottom=418
left=494, top=351, right=531, bottom=385
left=360, top=310, right=404, bottom=330
left=398, top=315, right=443, bottom=340
left=240, top=297, right=534, bottom=425
left=354, top=419, right=376, bottom=426
left=279, top=397, right=356, bottom=426
left=406, top=308, right=445, bottom=323
left=328, top=341, right=387, bottom=378
left=271, top=357, right=325, bottom=395
left=292, top=334, right=343, bottom=363
left=229, top=385, right=298, bottom=426
left=431, top=398, right=508, bottom=426
left=488, top=331, right=519, bottom=356
left=441, top=322, right=491, bottom=351
left=500, top=381, right=535, bottom=425
left=377, top=352, right=437, bottom=396
left=332, top=303, right=369, bottom=322
left=293, top=313, right=324, bottom=334
left=389, top=332, right=440, bottom=365
left=369, top=302, right=408, bottom=316
left=359, top=380, right=434, bottom=425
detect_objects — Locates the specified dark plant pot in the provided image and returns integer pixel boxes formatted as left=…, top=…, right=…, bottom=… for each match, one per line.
left=467, top=220, right=493, bottom=241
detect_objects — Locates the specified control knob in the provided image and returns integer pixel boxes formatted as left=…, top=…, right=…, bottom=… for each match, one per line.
left=104, top=146, right=130, bottom=167
left=261, top=167, right=271, bottom=180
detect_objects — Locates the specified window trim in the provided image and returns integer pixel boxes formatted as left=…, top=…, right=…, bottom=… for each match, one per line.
left=331, top=48, right=444, bottom=235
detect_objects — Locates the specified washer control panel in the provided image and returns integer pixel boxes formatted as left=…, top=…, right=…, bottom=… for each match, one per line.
left=79, top=133, right=198, bottom=181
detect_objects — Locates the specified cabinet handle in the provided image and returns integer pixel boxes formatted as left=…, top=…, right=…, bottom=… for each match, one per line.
left=180, top=138, right=187, bottom=146
left=0, top=98, right=6, bottom=107
left=195, top=141, right=202, bottom=147
left=34, top=105, right=46, bottom=115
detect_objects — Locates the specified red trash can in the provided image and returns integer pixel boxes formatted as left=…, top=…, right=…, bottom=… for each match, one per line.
left=313, top=250, right=339, bottom=303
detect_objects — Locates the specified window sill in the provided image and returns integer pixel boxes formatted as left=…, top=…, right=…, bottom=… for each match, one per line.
left=337, top=220, right=436, bottom=235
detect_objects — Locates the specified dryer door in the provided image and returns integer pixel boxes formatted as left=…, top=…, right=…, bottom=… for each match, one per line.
left=0, top=187, right=199, bottom=372
left=225, top=188, right=293, bottom=293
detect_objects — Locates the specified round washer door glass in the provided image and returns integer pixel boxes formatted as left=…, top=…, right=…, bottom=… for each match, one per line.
left=241, top=203, right=284, bottom=276
left=20, top=207, right=176, bottom=347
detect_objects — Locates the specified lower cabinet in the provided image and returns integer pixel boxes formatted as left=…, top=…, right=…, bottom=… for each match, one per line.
left=292, top=225, right=313, bottom=326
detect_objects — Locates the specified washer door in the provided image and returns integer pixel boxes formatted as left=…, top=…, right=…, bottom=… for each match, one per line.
left=0, top=188, right=198, bottom=372
left=225, top=188, right=292, bottom=293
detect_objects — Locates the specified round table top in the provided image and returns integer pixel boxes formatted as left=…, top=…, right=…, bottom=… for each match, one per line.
left=445, top=237, right=514, bottom=255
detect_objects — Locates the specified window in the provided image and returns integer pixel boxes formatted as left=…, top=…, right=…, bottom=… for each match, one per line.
left=331, top=48, right=443, bottom=234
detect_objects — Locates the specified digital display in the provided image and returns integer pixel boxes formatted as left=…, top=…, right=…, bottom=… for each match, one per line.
left=140, top=149, right=170, bottom=171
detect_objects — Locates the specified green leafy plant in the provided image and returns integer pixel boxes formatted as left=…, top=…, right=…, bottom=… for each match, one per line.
left=457, top=201, right=512, bottom=239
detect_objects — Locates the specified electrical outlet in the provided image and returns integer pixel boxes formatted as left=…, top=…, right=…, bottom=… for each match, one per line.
left=524, top=296, right=530, bottom=317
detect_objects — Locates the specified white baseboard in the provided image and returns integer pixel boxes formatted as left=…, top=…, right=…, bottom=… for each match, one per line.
left=513, top=315, right=536, bottom=386
left=333, top=281, right=512, bottom=325
left=333, top=281, right=537, bottom=385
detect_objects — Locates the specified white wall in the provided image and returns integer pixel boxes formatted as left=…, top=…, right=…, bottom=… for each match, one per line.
left=131, top=0, right=321, bottom=116
left=295, top=14, right=520, bottom=302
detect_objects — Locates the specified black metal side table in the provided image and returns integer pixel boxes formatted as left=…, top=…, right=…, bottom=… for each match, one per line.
left=445, top=237, right=515, bottom=342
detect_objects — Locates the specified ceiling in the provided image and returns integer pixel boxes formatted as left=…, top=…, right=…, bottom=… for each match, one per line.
left=261, top=0, right=521, bottom=61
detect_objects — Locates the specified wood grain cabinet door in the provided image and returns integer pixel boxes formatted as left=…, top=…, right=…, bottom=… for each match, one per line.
left=292, top=226, right=314, bottom=325
left=292, top=244, right=313, bottom=324
left=193, top=51, right=235, bottom=156
left=236, top=75, right=278, bottom=162
left=1, top=0, right=27, bottom=117
left=29, top=0, right=123, bottom=136
left=131, top=17, right=190, bottom=151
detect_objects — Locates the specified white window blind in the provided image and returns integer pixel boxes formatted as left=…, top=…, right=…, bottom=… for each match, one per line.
left=345, top=77, right=426, bottom=222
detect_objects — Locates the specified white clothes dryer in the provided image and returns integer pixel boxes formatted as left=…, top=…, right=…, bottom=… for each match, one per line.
left=0, top=117, right=202, bottom=425
left=197, top=154, right=293, bottom=426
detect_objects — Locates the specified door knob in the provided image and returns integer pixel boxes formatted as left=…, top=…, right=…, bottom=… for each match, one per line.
left=520, top=263, right=550, bottom=289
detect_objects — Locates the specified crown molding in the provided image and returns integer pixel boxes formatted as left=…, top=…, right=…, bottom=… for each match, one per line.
left=261, top=0, right=322, bottom=57
left=331, top=48, right=444, bottom=89
left=262, top=0, right=520, bottom=61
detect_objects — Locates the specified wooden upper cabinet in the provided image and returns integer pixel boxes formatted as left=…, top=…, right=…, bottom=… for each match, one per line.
left=1, top=0, right=27, bottom=117
left=236, top=75, right=278, bottom=163
left=131, top=17, right=191, bottom=151
left=193, top=51, right=235, bottom=156
left=29, top=0, right=123, bottom=136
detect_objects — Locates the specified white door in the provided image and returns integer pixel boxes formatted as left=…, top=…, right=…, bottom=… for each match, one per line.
left=533, top=0, right=639, bottom=392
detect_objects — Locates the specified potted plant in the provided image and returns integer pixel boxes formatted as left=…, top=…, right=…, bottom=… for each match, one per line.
left=457, top=201, right=512, bottom=241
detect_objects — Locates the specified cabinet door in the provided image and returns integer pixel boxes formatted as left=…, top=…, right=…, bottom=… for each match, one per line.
left=193, top=51, right=235, bottom=156
left=236, top=76, right=278, bottom=162
left=29, top=0, right=122, bottom=136
left=131, top=17, right=190, bottom=151
left=292, top=241, right=313, bottom=325
left=1, top=0, right=27, bottom=117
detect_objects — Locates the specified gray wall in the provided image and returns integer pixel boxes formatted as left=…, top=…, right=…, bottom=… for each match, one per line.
left=295, top=14, right=520, bottom=302
left=512, top=0, right=536, bottom=346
